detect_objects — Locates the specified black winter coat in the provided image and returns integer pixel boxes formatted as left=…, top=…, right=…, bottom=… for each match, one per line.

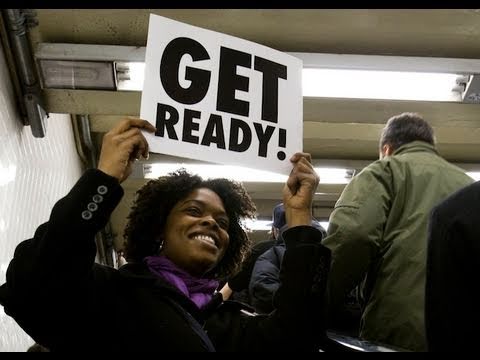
left=426, top=181, right=480, bottom=352
left=0, top=169, right=331, bottom=352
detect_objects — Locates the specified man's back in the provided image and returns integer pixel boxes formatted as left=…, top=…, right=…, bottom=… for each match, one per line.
left=323, top=141, right=473, bottom=351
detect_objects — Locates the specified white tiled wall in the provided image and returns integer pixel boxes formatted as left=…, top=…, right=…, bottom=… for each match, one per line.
left=0, top=45, right=83, bottom=350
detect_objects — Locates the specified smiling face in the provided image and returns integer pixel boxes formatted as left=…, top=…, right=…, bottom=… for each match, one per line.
left=160, top=187, right=230, bottom=277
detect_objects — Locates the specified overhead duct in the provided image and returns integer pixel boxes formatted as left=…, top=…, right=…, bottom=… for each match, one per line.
left=1, top=9, right=48, bottom=138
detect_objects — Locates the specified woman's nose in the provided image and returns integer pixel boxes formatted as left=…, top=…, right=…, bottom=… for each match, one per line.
left=201, top=216, right=218, bottom=228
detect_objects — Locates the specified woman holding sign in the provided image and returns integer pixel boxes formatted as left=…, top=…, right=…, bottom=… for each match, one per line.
left=0, top=118, right=331, bottom=352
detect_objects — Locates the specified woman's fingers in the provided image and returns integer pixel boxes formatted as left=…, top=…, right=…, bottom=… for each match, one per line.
left=287, top=153, right=319, bottom=191
left=283, top=152, right=317, bottom=227
left=109, top=117, right=156, bottom=135
left=113, top=128, right=150, bottom=160
left=98, top=118, right=156, bottom=182
left=289, top=152, right=312, bottom=164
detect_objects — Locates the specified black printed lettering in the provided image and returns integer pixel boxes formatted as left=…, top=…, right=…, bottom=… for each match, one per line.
left=182, top=109, right=201, bottom=144
left=254, top=56, right=287, bottom=123
left=253, top=123, right=275, bottom=158
left=228, top=118, right=252, bottom=153
left=160, top=37, right=211, bottom=105
left=155, top=103, right=179, bottom=140
left=201, top=114, right=226, bottom=149
left=217, top=46, right=251, bottom=117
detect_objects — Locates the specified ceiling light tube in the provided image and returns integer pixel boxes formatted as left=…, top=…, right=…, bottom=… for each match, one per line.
left=242, top=219, right=273, bottom=231
left=466, top=172, right=480, bottom=181
left=143, top=163, right=353, bottom=184
left=241, top=219, right=330, bottom=231
left=289, top=52, right=480, bottom=74
left=302, top=68, right=462, bottom=102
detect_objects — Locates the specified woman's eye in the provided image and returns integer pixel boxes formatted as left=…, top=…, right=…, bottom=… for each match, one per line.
left=217, top=219, right=229, bottom=229
left=186, top=207, right=201, bottom=216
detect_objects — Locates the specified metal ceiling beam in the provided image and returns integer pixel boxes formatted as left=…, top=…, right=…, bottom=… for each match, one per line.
left=42, top=89, right=480, bottom=128
left=36, top=42, right=480, bottom=74
left=303, top=97, right=480, bottom=127
left=80, top=111, right=480, bottom=163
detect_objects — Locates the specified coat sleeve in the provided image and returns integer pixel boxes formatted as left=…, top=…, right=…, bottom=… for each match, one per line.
left=0, top=169, right=123, bottom=347
left=322, top=161, right=392, bottom=319
left=205, top=226, right=332, bottom=352
left=248, top=245, right=284, bottom=314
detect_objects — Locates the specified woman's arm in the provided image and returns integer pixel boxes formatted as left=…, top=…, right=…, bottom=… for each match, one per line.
left=1, top=118, right=156, bottom=348
left=206, top=153, right=331, bottom=351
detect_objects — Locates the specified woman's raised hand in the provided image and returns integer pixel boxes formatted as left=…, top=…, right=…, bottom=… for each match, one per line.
left=282, top=152, right=319, bottom=228
left=97, top=117, right=156, bottom=183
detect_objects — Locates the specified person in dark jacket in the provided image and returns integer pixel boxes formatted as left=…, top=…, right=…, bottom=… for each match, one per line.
left=249, top=220, right=327, bottom=314
left=0, top=117, right=331, bottom=352
left=425, top=181, right=480, bottom=352
left=218, top=238, right=276, bottom=304
left=218, top=203, right=286, bottom=304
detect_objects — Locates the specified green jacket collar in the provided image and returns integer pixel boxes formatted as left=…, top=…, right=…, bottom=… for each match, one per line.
left=392, top=141, right=439, bottom=156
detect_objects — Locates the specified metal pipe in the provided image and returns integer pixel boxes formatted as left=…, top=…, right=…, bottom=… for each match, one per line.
left=2, top=9, right=47, bottom=138
left=76, top=114, right=98, bottom=168
left=3, top=9, right=37, bottom=88
left=70, top=114, right=89, bottom=168
left=76, top=114, right=115, bottom=267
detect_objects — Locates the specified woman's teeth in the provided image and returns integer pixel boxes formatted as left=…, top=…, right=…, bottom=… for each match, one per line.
left=193, top=235, right=216, bottom=246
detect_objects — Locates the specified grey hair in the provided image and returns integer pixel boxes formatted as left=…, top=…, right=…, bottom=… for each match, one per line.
left=379, top=112, right=435, bottom=151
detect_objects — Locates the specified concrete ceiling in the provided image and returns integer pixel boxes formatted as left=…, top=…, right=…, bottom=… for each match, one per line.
left=26, top=9, right=480, bottom=245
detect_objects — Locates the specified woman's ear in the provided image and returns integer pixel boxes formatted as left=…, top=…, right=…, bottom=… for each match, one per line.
left=157, top=235, right=165, bottom=253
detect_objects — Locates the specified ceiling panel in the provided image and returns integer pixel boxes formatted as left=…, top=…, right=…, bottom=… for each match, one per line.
left=24, top=9, right=480, bottom=239
left=30, top=9, right=480, bottom=58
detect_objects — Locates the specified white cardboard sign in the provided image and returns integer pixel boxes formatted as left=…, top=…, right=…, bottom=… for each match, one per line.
left=140, top=14, right=303, bottom=175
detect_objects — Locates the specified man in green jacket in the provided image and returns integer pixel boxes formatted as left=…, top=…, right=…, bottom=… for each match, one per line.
left=322, top=112, right=473, bottom=352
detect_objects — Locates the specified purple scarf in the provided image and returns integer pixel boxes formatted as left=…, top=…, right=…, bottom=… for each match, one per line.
left=144, top=255, right=219, bottom=309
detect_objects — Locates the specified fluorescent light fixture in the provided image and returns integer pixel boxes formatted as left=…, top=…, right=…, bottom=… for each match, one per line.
left=38, top=59, right=116, bottom=90
left=302, top=68, right=462, bottom=102
left=35, top=43, right=480, bottom=103
left=112, top=62, right=464, bottom=102
left=145, top=164, right=287, bottom=182
left=144, top=163, right=353, bottom=184
left=466, top=172, right=480, bottom=181
left=316, top=168, right=355, bottom=184
left=243, top=219, right=272, bottom=231
left=115, top=61, right=146, bottom=91
left=36, top=44, right=480, bottom=102
left=241, top=219, right=329, bottom=232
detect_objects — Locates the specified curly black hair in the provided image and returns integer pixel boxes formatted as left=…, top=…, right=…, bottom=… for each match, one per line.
left=123, top=169, right=256, bottom=279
